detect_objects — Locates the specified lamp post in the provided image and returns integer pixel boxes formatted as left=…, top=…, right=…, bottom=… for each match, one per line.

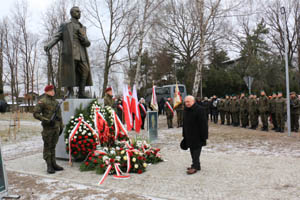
left=280, top=7, right=291, bottom=136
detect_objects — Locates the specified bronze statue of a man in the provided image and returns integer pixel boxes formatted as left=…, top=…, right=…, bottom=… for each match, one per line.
left=44, top=6, right=93, bottom=98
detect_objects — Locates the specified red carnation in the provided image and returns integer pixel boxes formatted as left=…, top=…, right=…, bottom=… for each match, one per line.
left=81, top=144, right=84, bottom=148
left=93, top=135, right=97, bottom=138
left=138, top=169, right=143, bottom=174
left=85, top=162, right=89, bottom=166
left=138, top=156, right=142, bottom=160
left=78, top=141, right=82, bottom=144
left=93, top=159, right=98, bottom=163
left=85, top=136, right=88, bottom=139
left=78, top=136, right=82, bottom=139
left=87, top=143, right=90, bottom=147
left=83, top=140, right=87, bottom=144
left=110, top=158, right=115, bottom=163
left=92, top=153, right=95, bottom=157
left=73, top=151, right=78, bottom=155
left=146, top=152, right=151, bottom=156
left=88, top=157, right=92, bottom=161
left=100, top=164, right=105, bottom=168
left=98, top=156, right=102, bottom=159
left=73, top=139, right=76, bottom=142
left=88, top=149, right=92, bottom=152
left=120, top=148, right=123, bottom=151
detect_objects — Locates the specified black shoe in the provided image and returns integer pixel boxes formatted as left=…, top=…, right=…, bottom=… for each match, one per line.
left=294, top=129, right=298, bottom=132
left=52, top=161, right=64, bottom=171
left=47, top=162, right=55, bottom=174
left=275, top=128, right=280, bottom=132
left=272, top=127, right=276, bottom=130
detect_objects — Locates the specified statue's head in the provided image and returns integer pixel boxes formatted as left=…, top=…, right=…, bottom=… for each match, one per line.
left=70, top=6, right=81, bottom=19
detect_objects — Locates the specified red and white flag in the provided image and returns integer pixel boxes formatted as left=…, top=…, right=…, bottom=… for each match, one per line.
left=131, top=85, right=142, bottom=133
left=139, top=103, right=147, bottom=115
left=122, top=85, right=133, bottom=131
left=165, top=101, right=174, bottom=115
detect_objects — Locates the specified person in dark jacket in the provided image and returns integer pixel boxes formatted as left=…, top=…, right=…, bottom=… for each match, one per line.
left=182, top=95, right=208, bottom=175
left=211, top=95, right=219, bottom=124
left=139, top=98, right=148, bottom=129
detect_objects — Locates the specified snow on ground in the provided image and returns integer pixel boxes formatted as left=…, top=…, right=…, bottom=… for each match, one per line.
left=1, top=114, right=300, bottom=199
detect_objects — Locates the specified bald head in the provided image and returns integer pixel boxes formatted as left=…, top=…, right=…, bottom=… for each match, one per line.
left=184, top=95, right=195, bottom=108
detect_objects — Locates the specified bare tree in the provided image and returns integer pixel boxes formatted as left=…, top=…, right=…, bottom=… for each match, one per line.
left=132, top=0, right=164, bottom=89
left=0, top=23, right=4, bottom=100
left=85, top=0, right=134, bottom=97
left=264, top=0, right=299, bottom=69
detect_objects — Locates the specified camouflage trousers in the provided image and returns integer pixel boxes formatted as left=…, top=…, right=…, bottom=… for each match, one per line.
left=240, top=111, right=248, bottom=127
left=232, top=112, right=239, bottom=126
left=249, top=113, right=258, bottom=128
left=225, top=112, right=231, bottom=125
left=167, top=115, right=173, bottom=128
left=220, top=111, right=225, bottom=124
left=276, top=113, right=285, bottom=130
left=41, top=128, right=60, bottom=161
left=270, top=113, right=277, bottom=129
left=291, top=114, right=299, bottom=131
left=260, top=112, right=269, bottom=128
left=176, top=110, right=183, bottom=127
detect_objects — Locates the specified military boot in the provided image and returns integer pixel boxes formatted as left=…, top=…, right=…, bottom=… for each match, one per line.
left=52, top=156, right=64, bottom=171
left=46, top=159, right=55, bottom=174
left=78, top=84, right=88, bottom=99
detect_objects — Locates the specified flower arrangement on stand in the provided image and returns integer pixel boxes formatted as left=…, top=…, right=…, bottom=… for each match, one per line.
left=64, top=100, right=163, bottom=184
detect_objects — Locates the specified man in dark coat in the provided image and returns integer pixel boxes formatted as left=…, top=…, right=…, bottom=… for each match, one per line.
left=182, top=96, right=208, bottom=175
left=44, top=6, right=93, bottom=98
left=139, top=98, right=148, bottom=130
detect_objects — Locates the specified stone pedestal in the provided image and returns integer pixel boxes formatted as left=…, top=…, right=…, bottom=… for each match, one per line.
left=56, top=98, right=103, bottom=159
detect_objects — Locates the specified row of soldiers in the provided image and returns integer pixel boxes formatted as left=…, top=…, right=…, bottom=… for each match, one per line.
left=214, top=91, right=300, bottom=133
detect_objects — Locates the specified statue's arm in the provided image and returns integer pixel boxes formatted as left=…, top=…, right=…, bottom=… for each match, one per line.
left=79, top=26, right=91, bottom=47
left=44, top=24, right=64, bottom=51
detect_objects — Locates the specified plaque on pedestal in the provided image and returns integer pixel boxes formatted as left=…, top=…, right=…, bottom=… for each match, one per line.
left=147, top=111, right=158, bottom=142
left=56, top=98, right=100, bottom=159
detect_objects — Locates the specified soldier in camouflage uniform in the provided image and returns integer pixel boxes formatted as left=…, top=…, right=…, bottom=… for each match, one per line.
left=104, top=87, right=114, bottom=107
left=217, top=98, right=226, bottom=125
left=224, top=95, right=231, bottom=125
left=33, top=85, right=64, bottom=174
left=175, top=102, right=184, bottom=127
left=275, top=92, right=286, bottom=133
left=269, top=93, right=278, bottom=130
left=230, top=94, right=240, bottom=126
left=248, top=94, right=258, bottom=130
left=258, top=90, right=269, bottom=131
left=165, top=98, right=174, bottom=128
left=290, top=91, right=300, bottom=132
left=240, top=93, right=248, bottom=128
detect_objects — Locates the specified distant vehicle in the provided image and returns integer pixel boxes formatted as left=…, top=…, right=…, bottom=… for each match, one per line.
left=144, top=84, right=187, bottom=106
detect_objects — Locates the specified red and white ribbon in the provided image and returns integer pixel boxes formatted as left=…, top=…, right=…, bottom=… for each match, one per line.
left=139, top=103, right=147, bottom=115
left=113, top=111, right=128, bottom=140
left=165, top=102, right=174, bottom=115
left=68, top=118, right=83, bottom=165
left=98, top=163, right=130, bottom=185
left=118, top=104, right=123, bottom=111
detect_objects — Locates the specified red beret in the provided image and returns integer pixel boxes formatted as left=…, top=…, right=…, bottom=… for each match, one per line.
left=105, top=87, right=112, bottom=92
left=44, top=85, right=54, bottom=92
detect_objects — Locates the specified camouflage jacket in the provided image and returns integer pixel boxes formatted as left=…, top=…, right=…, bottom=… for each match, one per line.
left=269, top=98, right=276, bottom=114
left=275, top=97, right=286, bottom=114
left=33, top=94, right=62, bottom=129
left=239, top=97, right=248, bottom=113
left=248, top=98, right=258, bottom=114
left=104, top=94, right=114, bottom=107
left=258, top=95, right=269, bottom=113
left=224, top=99, right=231, bottom=112
left=290, top=97, right=300, bottom=115
left=230, top=99, right=240, bottom=113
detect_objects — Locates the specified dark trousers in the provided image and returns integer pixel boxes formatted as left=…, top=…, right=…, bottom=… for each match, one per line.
left=141, top=116, right=146, bottom=129
left=42, top=128, right=60, bottom=161
left=190, top=146, right=202, bottom=170
left=212, top=113, right=218, bottom=124
left=291, top=114, right=299, bottom=131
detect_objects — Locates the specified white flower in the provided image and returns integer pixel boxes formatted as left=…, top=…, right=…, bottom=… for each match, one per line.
left=65, top=139, right=68, bottom=144
left=135, top=151, right=139, bottom=155
left=71, top=120, right=74, bottom=123
left=80, top=114, right=83, bottom=117
left=139, top=152, right=143, bottom=156
left=121, top=150, right=125, bottom=155
left=88, top=133, right=91, bottom=136
left=143, top=163, right=147, bottom=168
left=103, top=147, right=108, bottom=151
left=75, top=118, right=78, bottom=121
left=82, top=131, right=86, bottom=135
left=132, top=158, right=136, bottom=162
left=68, top=130, right=71, bottom=133
left=110, top=150, right=116, bottom=155
left=103, top=156, right=109, bottom=161
left=115, top=156, right=121, bottom=161
left=134, top=164, right=138, bottom=169
left=74, top=136, right=77, bottom=139
left=70, top=126, right=74, bottom=129
left=123, top=156, right=127, bottom=161
left=116, top=147, right=120, bottom=151
left=71, top=116, right=74, bottom=119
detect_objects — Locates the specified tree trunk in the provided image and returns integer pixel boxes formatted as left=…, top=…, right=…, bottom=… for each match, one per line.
left=0, top=33, right=3, bottom=100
